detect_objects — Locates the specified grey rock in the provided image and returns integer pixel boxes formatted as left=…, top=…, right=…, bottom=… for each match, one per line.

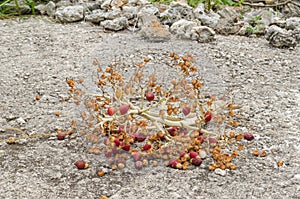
left=138, top=4, right=159, bottom=16
left=190, top=26, right=215, bottom=43
left=193, top=3, right=220, bottom=28
left=100, top=17, right=128, bottom=31
left=105, top=8, right=122, bottom=20
left=35, top=1, right=56, bottom=16
left=16, top=117, right=26, bottom=125
left=55, top=5, right=84, bottom=23
left=265, top=25, right=298, bottom=48
left=122, top=6, right=138, bottom=19
left=55, top=0, right=73, bottom=7
left=193, top=3, right=205, bottom=15
left=101, top=0, right=113, bottom=10
left=128, top=0, right=150, bottom=6
left=217, top=6, right=239, bottom=20
left=286, top=17, right=300, bottom=30
left=101, top=0, right=129, bottom=10
left=35, top=4, right=46, bottom=15
left=282, top=3, right=300, bottom=18
left=83, top=2, right=102, bottom=13
left=139, top=14, right=171, bottom=42
left=215, top=18, right=241, bottom=35
left=85, top=9, right=106, bottom=23
left=160, top=1, right=194, bottom=25
left=215, top=7, right=241, bottom=35
left=170, top=19, right=198, bottom=39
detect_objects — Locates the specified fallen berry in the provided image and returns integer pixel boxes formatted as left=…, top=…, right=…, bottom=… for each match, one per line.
left=114, top=138, right=120, bottom=147
left=145, top=92, right=155, bottom=101
left=132, top=152, right=142, bottom=161
left=182, top=107, right=191, bottom=116
left=103, top=137, right=109, bottom=145
left=135, top=161, right=143, bottom=169
left=176, top=163, right=183, bottom=169
left=35, top=95, right=40, bottom=101
left=180, top=151, right=187, bottom=158
left=189, top=151, right=199, bottom=159
left=167, top=126, right=179, bottom=136
left=197, top=136, right=205, bottom=144
left=244, top=132, right=254, bottom=141
left=169, top=159, right=180, bottom=168
left=261, top=150, right=267, bottom=157
left=107, top=107, right=115, bottom=116
left=253, top=149, right=259, bottom=156
left=121, top=143, right=130, bottom=151
left=204, top=111, right=213, bottom=122
left=104, top=149, right=113, bottom=157
left=74, top=160, right=88, bottom=169
left=133, top=133, right=146, bottom=142
left=152, top=160, right=158, bottom=167
left=57, top=133, right=65, bottom=140
left=111, top=164, right=118, bottom=170
left=191, top=157, right=202, bottom=166
left=142, top=159, right=149, bottom=166
left=142, top=143, right=151, bottom=151
left=97, top=170, right=105, bottom=177
left=118, top=163, right=125, bottom=169
left=277, top=161, right=284, bottom=167
left=208, top=137, right=217, bottom=144
left=119, top=104, right=130, bottom=115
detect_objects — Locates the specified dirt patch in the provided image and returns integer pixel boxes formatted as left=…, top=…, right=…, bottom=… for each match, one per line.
left=0, top=16, right=299, bottom=198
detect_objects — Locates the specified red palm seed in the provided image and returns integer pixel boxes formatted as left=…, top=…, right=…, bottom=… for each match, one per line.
left=114, top=138, right=120, bottom=147
left=145, top=92, right=155, bottom=101
left=57, top=133, right=65, bottom=140
left=204, top=111, right=213, bottom=122
left=107, top=107, right=115, bottom=116
left=182, top=107, right=191, bottom=116
left=121, top=143, right=130, bottom=151
left=119, top=104, right=130, bottom=115
left=189, top=151, right=198, bottom=159
left=191, top=157, right=202, bottom=166
left=142, top=143, right=151, bottom=151
left=132, top=152, right=142, bottom=161
left=74, top=160, right=88, bottom=169
left=244, top=132, right=254, bottom=141
left=135, top=161, right=143, bottom=169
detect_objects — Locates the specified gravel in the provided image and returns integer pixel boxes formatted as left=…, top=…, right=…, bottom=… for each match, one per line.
left=0, top=16, right=299, bottom=198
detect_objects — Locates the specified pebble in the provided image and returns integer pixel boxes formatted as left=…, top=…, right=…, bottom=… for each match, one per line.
left=214, top=168, right=227, bottom=176
left=16, top=117, right=26, bottom=125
